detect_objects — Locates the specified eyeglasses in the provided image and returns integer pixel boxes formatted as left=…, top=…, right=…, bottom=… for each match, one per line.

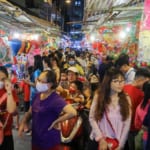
left=112, top=79, right=125, bottom=84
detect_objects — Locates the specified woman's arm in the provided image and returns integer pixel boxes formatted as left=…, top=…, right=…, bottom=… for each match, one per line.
left=55, top=68, right=60, bottom=83
left=74, top=95, right=85, bottom=103
left=89, top=94, right=104, bottom=141
left=23, top=79, right=35, bottom=87
left=24, top=70, right=41, bottom=87
left=21, top=107, right=32, bottom=124
left=5, top=79, right=17, bottom=113
left=48, top=104, right=77, bottom=130
left=18, top=107, right=32, bottom=137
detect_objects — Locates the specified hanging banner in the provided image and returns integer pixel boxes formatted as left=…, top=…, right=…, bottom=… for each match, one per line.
left=138, top=0, right=150, bottom=63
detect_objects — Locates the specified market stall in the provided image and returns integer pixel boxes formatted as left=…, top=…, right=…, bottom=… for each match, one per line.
left=138, top=0, right=150, bottom=64
left=82, top=0, right=147, bottom=65
left=0, top=0, right=61, bottom=78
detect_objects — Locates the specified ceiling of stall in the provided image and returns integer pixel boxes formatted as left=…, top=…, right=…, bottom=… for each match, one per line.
left=0, top=0, right=60, bottom=35
left=83, top=0, right=144, bottom=33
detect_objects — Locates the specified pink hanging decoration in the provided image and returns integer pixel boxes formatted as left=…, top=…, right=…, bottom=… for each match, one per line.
left=143, top=0, right=150, bottom=30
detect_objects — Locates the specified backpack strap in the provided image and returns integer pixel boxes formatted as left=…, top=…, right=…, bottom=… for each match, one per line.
left=105, top=111, right=116, bottom=135
left=105, top=111, right=125, bottom=139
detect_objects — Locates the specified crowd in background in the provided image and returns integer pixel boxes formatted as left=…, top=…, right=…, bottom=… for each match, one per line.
left=0, top=47, right=150, bottom=150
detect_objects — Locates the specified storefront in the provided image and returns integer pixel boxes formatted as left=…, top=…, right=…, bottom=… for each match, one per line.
left=82, top=0, right=150, bottom=66
left=0, top=0, right=61, bottom=77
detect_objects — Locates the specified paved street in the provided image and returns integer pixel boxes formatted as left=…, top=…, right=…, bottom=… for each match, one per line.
left=13, top=129, right=82, bottom=150
left=13, top=126, right=31, bottom=150
left=13, top=127, right=84, bottom=150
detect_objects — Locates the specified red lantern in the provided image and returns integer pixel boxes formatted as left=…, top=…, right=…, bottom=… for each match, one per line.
left=97, top=42, right=103, bottom=52
left=141, top=62, right=148, bottom=67
left=92, top=42, right=97, bottom=49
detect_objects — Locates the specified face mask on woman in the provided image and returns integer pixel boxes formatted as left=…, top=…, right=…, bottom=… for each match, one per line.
left=36, top=81, right=49, bottom=93
left=0, top=81, right=4, bottom=89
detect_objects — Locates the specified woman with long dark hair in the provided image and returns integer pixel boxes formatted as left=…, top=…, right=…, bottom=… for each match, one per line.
left=24, top=55, right=43, bottom=105
left=88, top=68, right=131, bottom=150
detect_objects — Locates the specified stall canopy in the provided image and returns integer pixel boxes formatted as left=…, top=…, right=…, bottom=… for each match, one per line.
left=0, top=0, right=60, bottom=36
left=83, top=0, right=144, bottom=33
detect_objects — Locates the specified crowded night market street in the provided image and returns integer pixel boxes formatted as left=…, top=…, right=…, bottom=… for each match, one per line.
left=0, top=0, right=150, bottom=150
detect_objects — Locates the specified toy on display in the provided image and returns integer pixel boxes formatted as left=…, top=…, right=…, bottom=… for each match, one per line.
left=8, top=39, right=39, bottom=79
left=16, top=54, right=28, bottom=80
left=85, top=18, right=141, bottom=66
left=8, top=39, right=22, bottom=56
left=0, top=37, right=12, bottom=66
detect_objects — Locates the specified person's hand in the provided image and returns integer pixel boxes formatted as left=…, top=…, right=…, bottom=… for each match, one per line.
left=48, top=121, right=60, bottom=131
left=4, top=79, right=12, bottom=92
left=99, top=138, right=108, bottom=150
left=23, top=79, right=30, bottom=84
left=56, top=85, right=64, bottom=93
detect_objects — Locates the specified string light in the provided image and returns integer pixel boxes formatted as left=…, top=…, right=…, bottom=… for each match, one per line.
left=65, top=0, right=71, bottom=4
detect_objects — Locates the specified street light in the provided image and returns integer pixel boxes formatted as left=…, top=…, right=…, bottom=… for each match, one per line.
left=65, top=0, right=71, bottom=4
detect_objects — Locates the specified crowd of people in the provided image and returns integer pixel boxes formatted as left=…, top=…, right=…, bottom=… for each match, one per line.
left=0, top=47, right=150, bottom=150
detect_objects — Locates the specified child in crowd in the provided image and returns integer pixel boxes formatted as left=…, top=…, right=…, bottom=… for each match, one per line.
left=59, top=69, right=68, bottom=89
left=69, top=80, right=85, bottom=104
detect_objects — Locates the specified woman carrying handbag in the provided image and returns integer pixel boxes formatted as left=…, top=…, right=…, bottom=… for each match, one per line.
left=88, top=68, right=132, bottom=150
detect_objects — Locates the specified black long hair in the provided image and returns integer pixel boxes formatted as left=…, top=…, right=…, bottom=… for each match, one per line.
left=45, top=70, right=57, bottom=89
left=34, top=55, right=43, bottom=71
left=95, top=67, right=130, bottom=121
left=141, top=82, right=150, bottom=109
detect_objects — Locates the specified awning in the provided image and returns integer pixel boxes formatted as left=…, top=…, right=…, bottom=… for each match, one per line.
left=83, top=0, right=144, bottom=33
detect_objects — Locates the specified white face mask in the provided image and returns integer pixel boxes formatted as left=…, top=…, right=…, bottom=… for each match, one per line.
left=36, top=81, right=49, bottom=93
left=0, top=81, right=4, bottom=89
